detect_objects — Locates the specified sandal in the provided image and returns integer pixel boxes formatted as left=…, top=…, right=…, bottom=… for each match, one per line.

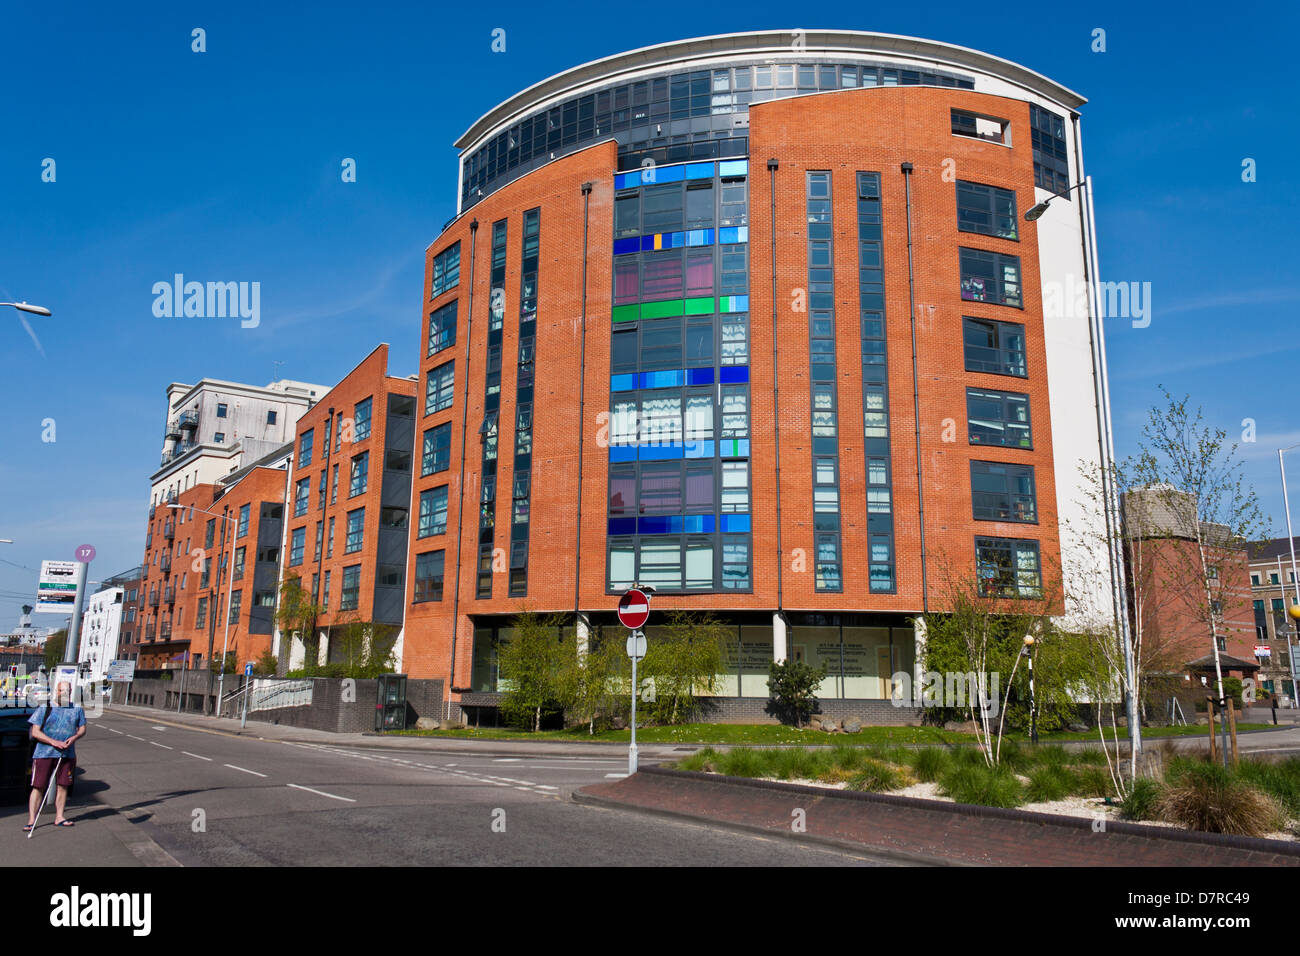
left=53, top=820, right=73, bottom=827
left=22, top=824, right=33, bottom=832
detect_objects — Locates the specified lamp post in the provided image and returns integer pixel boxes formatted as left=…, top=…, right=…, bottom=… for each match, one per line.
left=1278, top=444, right=1300, bottom=704
left=1023, top=634, right=1037, bottom=745
left=1022, top=181, right=1089, bottom=222
left=0, top=302, right=52, bottom=316
left=170, top=502, right=236, bottom=716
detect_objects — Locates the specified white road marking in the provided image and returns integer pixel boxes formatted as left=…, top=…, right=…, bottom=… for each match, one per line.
left=126, top=734, right=145, bottom=741
left=182, top=752, right=212, bottom=761
left=605, top=773, right=628, bottom=779
left=493, top=758, right=520, bottom=762
left=538, top=785, right=558, bottom=791
left=106, top=728, right=123, bottom=734
left=151, top=726, right=166, bottom=731
left=287, top=783, right=356, bottom=803
left=149, top=741, right=174, bottom=750
left=225, top=764, right=267, bottom=778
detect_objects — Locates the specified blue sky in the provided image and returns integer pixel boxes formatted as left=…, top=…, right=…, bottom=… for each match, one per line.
left=0, top=0, right=1295, bottom=626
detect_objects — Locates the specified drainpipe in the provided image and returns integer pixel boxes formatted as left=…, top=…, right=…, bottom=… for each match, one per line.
left=574, top=183, right=593, bottom=638
left=767, top=159, right=784, bottom=614
left=901, top=162, right=928, bottom=613
left=447, top=219, right=479, bottom=719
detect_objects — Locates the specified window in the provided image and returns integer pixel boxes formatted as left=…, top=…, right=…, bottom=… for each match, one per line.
left=216, top=403, right=228, bottom=418
left=267, top=410, right=277, bottom=425
left=214, top=432, right=225, bottom=444
left=322, top=570, right=331, bottom=609
left=195, top=597, right=207, bottom=630
left=318, top=469, right=327, bottom=509
left=204, top=519, right=215, bottom=550
left=426, top=362, right=454, bottom=415
left=294, top=477, right=310, bottom=517
left=414, top=551, right=445, bottom=602
left=228, top=590, right=242, bottom=625
left=1252, top=573, right=1261, bottom=586
left=968, top=388, right=1032, bottom=448
left=298, top=430, right=313, bottom=467
left=951, top=108, right=1009, bottom=145
left=331, top=465, right=338, bottom=504
left=423, top=423, right=452, bottom=475
left=960, top=248, right=1022, bottom=307
left=327, top=517, right=335, bottom=558
left=976, top=537, right=1042, bottom=598
left=200, top=558, right=211, bottom=589
left=956, top=181, right=1018, bottom=240
left=353, top=397, right=372, bottom=442
left=345, top=508, right=364, bottom=554
left=349, top=452, right=369, bottom=497
left=385, top=447, right=411, bottom=473
left=430, top=242, right=461, bottom=299
left=289, top=527, right=305, bottom=566
left=380, top=506, right=408, bottom=529
left=237, top=503, right=250, bottom=537
left=340, top=566, right=361, bottom=611
left=1028, top=104, right=1070, bottom=196
left=314, top=522, right=323, bottom=558
left=233, top=546, right=246, bottom=580
left=963, top=317, right=1027, bottom=376
left=971, top=461, right=1038, bottom=523
left=428, top=300, right=458, bottom=357
left=418, top=487, right=449, bottom=538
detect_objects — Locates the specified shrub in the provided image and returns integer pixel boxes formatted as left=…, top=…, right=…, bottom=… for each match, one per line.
left=846, top=759, right=905, bottom=793
left=1236, top=757, right=1300, bottom=816
left=939, top=763, right=1024, bottom=808
left=1025, top=764, right=1078, bottom=803
left=1072, top=764, right=1114, bottom=799
left=1156, top=762, right=1285, bottom=836
left=1122, top=777, right=1164, bottom=821
left=908, top=747, right=952, bottom=783
left=767, top=660, right=828, bottom=726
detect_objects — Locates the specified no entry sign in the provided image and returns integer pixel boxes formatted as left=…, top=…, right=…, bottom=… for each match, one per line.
left=617, top=588, right=650, bottom=630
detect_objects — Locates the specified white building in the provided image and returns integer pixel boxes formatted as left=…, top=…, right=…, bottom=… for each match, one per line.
left=79, top=587, right=125, bottom=685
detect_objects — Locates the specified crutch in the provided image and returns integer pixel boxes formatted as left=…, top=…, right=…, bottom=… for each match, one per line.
left=27, top=756, right=63, bottom=839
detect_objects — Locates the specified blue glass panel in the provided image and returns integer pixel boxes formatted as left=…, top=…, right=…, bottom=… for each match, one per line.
left=640, top=369, right=683, bottom=389
left=718, top=160, right=748, bottom=177
left=721, top=514, right=752, bottom=533
left=639, top=442, right=684, bottom=461
left=737, top=226, right=749, bottom=243
left=608, top=517, right=637, bottom=535
left=640, top=235, right=655, bottom=252
left=648, top=165, right=685, bottom=184
left=718, top=226, right=740, bottom=244
left=721, top=438, right=750, bottom=458
left=681, top=515, right=707, bottom=534
left=687, top=229, right=714, bottom=246
left=610, top=374, right=637, bottom=392
left=609, top=446, right=637, bottom=463
left=684, top=440, right=715, bottom=459
left=615, top=171, right=641, bottom=190
left=613, top=237, right=641, bottom=256
left=719, top=366, right=749, bottom=384
left=685, top=367, right=715, bottom=385
left=731, top=294, right=749, bottom=311
left=685, top=162, right=715, bottom=179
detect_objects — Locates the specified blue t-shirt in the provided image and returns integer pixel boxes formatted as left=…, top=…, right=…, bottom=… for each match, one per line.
left=28, top=705, right=86, bottom=760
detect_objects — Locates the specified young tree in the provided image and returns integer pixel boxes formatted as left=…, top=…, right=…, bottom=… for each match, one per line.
left=275, top=575, right=323, bottom=667
left=498, top=611, right=574, bottom=732
left=568, top=630, right=629, bottom=735
left=767, top=659, right=827, bottom=727
left=640, top=610, right=727, bottom=725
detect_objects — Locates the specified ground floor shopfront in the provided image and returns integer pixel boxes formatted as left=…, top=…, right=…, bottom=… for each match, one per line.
left=461, top=610, right=922, bottom=725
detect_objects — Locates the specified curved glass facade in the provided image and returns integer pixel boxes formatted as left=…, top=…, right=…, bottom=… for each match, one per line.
left=461, top=60, right=974, bottom=210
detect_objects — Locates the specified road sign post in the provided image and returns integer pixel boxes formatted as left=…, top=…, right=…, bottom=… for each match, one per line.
left=241, top=662, right=254, bottom=728
left=618, top=589, right=650, bottom=775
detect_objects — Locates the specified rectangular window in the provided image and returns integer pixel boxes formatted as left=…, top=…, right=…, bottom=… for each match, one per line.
left=963, top=317, right=1027, bottom=377
left=345, top=508, right=364, bottom=554
left=967, top=388, right=1032, bottom=448
left=951, top=108, right=1009, bottom=145
left=349, top=452, right=369, bottom=497
left=428, top=300, right=458, bottom=357
left=322, top=570, right=330, bottom=609
left=294, top=477, right=309, bottom=517
left=216, top=403, right=228, bottom=418
left=422, top=422, right=452, bottom=475
left=353, top=397, right=372, bottom=442
left=204, top=519, right=215, bottom=550
left=956, top=180, right=1018, bottom=240
left=331, top=464, right=338, bottom=504
left=314, top=522, right=323, bottom=558
left=234, top=546, right=246, bottom=579
left=976, top=537, right=1042, bottom=599
left=340, top=566, right=361, bottom=611
left=971, top=461, right=1038, bottom=523
left=414, top=551, right=445, bottom=602
left=228, top=590, right=242, bottom=625
left=267, top=410, right=277, bottom=425
left=425, top=361, right=455, bottom=415
left=1028, top=104, right=1070, bottom=196
left=960, top=248, right=1022, bottom=307
left=298, top=429, right=314, bottom=467
left=721, top=535, right=749, bottom=589
left=195, top=597, right=207, bottom=630
left=419, top=487, right=449, bottom=538
left=237, top=503, right=250, bottom=537
left=289, top=527, right=305, bottom=566
left=327, top=517, right=335, bottom=558
left=430, top=242, right=461, bottom=298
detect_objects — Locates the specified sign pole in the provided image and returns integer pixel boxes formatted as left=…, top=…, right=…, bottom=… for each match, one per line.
left=62, top=560, right=88, bottom=665
left=629, top=636, right=638, bottom=775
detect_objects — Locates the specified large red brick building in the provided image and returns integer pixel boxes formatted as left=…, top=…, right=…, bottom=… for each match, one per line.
left=402, top=31, right=1123, bottom=720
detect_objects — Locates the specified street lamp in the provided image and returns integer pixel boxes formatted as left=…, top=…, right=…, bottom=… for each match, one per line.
left=1023, top=181, right=1089, bottom=222
left=0, top=302, right=52, bottom=316
left=169, top=502, right=237, bottom=715
left=1278, top=444, right=1300, bottom=704
left=1023, top=635, right=1038, bottom=745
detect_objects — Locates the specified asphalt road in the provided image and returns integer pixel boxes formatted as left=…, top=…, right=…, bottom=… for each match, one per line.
left=82, top=711, right=906, bottom=866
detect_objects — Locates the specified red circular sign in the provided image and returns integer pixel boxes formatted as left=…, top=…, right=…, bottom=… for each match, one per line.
left=617, top=588, right=650, bottom=629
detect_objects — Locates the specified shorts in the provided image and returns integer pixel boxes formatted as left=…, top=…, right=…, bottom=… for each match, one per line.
left=31, top=757, right=74, bottom=791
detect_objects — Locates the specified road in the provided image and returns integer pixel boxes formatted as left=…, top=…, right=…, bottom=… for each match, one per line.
left=78, top=710, right=908, bottom=866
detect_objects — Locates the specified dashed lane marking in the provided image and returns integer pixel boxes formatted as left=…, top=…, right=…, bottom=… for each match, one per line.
left=225, top=764, right=267, bottom=778
left=287, top=783, right=356, bottom=803
left=182, top=752, right=211, bottom=761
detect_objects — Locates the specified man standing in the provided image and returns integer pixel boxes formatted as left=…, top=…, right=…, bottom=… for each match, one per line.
left=25, top=681, right=86, bottom=831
